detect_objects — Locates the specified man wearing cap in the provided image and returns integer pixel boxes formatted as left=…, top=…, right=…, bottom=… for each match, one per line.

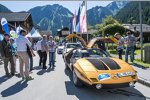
left=114, top=33, right=125, bottom=59
left=48, top=36, right=56, bottom=67
left=0, top=34, right=15, bottom=77
left=16, top=29, right=33, bottom=80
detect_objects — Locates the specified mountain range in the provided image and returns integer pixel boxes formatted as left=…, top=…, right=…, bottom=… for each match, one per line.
left=115, top=1, right=150, bottom=25
left=0, top=4, right=11, bottom=12
left=87, top=1, right=129, bottom=26
left=0, top=1, right=144, bottom=35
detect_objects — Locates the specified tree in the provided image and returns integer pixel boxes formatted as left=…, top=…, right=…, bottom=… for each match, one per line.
left=88, top=25, right=94, bottom=30
left=147, top=18, right=150, bottom=25
left=103, top=23, right=126, bottom=36
left=102, top=16, right=119, bottom=26
left=95, top=24, right=104, bottom=35
left=128, top=17, right=136, bottom=25
left=94, top=16, right=124, bottom=37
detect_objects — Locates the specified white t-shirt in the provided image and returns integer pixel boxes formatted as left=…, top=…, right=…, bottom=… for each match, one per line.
left=36, top=40, right=42, bottom=51
left=16, top=35, right=31, bottom=52
left=118, top=37, right=124, bottom=49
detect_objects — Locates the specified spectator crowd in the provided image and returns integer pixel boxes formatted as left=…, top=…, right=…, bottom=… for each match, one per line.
left=0, top=27, right=139, bottom=82
left=0, top=28, right=56, bottom=81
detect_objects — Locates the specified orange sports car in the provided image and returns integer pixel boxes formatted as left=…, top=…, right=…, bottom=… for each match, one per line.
left=63, top=37, right=138, bottom=89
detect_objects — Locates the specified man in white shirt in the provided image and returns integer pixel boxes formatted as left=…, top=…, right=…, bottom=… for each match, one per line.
left=36, top=39, right=42, bottom=66
left=16, top=29, right=34, bottom=81
left=125, top=31, right=136, bottom=63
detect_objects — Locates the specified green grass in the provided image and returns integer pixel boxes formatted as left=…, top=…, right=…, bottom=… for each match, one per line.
left=108, top=49, right=141, bottom=55
left=144, top=43, right=150, bottom=46
left=134, top=49, right=141, bottom=55
left=134, top=59, right=150, bottom=68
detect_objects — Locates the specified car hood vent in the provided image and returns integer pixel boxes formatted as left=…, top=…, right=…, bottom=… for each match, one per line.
left=100, top=58, right=121, bottom=70
left=87, top=59, right=109, bottom=70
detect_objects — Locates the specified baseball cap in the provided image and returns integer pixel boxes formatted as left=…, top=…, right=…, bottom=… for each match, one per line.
left=4, top=34, right=10, bottom=37
left=114, top=33, right=120, bottom=37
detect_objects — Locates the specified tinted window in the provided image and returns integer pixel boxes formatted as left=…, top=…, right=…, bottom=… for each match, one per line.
left=73, top=50, right=81, bottom=58
left=88, top=49, right=108, bottom=57
left=66, top=44, right=82, bottom=48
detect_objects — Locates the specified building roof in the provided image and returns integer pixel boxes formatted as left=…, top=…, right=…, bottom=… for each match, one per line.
left=123, top=24, right=150, bottom=33
left=0, top=12, right=31, bottom=22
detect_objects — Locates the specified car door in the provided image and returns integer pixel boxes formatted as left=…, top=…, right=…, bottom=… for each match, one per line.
left=70, top=50, right=81, bottom=65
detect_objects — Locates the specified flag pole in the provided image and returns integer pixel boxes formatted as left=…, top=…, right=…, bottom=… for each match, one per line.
left=79, top=3, right=82, bottom=39
left=139, top=1, right=143, bottom=61
left=85, top=0, right=88, bottom=43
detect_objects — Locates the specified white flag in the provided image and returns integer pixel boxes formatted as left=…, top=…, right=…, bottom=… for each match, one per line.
left=80, top=1, right=87, bottom=33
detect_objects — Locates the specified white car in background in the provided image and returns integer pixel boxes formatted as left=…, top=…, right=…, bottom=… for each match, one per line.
left=57, top=44, right=65, bottom=54
left=63, top=43, right=83, bottom=56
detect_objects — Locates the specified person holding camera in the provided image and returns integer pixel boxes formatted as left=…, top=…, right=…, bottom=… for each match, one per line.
left=0, top=34, right=15, bottom=77
left=114, top=33, right=125, bottom=59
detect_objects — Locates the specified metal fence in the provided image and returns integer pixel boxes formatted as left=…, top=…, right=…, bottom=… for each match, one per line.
left=144, top=46, right=150, bottom=63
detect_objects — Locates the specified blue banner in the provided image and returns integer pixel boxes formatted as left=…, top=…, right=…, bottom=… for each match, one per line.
left=76, top=7, right=80, bottom=33
left=1, top=18, right=9, bottom=34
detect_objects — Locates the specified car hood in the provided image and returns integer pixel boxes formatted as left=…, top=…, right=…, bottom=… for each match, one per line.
left=76, top=57, right=135, bottom=72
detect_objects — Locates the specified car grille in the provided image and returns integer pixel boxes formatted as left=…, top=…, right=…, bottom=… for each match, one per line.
left=90, top=78, right=98, bottom=82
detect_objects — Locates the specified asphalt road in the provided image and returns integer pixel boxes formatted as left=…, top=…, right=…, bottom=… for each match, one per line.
left=0, top=53, right=150, bottom=100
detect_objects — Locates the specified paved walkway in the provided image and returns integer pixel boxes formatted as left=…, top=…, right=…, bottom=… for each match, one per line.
left=111, top=53, right=150, bottom=87
left=0, top=53, right=150, bottom=100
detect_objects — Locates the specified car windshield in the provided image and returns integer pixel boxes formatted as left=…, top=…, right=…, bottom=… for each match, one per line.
left=81, top=50, right=90, bottom=57
left=66, top=44, right=82, bottom=48
left=88, top=49, right=109, bottom=57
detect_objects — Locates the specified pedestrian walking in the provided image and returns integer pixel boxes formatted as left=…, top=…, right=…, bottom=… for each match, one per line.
left=0, top=34, right=15, bottom=77
left=36, top=39, right=42, bottom=66
left=9, top=37, right=17, bottom=73
left=16, top=29, right=34, bottom=80
left=114, top=33, right=125, bottom=59
left=48, top=36, right=56, bottom=67
left=125, top=31, right=136, bottom=63
left=41, top=35, right=48, bottom=69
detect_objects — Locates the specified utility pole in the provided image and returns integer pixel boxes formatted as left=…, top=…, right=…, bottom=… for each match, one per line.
left=139, top=1, right=143, bottom=61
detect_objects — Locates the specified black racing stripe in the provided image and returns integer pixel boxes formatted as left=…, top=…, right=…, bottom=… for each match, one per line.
left=100, top=58, right=121, bottom=70
left=87, top=59, right=109, bottom=70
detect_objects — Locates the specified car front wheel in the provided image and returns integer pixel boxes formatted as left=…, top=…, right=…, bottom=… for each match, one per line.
left=73, top=69, right=83, bottom=87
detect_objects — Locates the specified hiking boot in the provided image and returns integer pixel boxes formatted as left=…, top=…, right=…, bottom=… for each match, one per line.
left=22, top=77, right=25, bottom=80
left=25, top=76, right=34, bottom=81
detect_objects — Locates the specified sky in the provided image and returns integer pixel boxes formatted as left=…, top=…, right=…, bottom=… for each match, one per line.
left=0, top=1, right=113, bottom=13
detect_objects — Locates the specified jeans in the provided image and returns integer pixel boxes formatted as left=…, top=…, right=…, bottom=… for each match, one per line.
left=49, top=52, right=55, bottom=66
left=41, top=51, right=47, bottom=68
left=4, top=57, right=15, bottom=75
left=125, top=46, right=134, bottom=62
left=29, top=56, right=33, bottom=70
left=37, top=50, right=42, bottom=66
left=117, top=48, right=123, bottom=59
